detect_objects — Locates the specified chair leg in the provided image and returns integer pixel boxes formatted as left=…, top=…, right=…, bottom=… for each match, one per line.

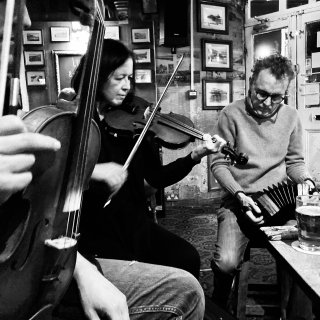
left=237, top=260, right=251, bottom=320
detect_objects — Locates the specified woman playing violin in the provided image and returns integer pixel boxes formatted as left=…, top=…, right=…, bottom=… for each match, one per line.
left=72, top=38, right=226, bottom=279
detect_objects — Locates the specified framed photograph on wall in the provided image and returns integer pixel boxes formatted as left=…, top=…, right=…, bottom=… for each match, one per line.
left=133, top=48, right=151, bottom=64
left=201, top=39, right=232, bottom=72
left=53, top=50, right=83, bottom=95
left=24, top=50, right=44, bottom=66
left=197, top=1, right=228, bottom=34
left=135, top=69, right=152, bottom=83
left=23, top=30, right=42, bottom=45
left=202, top=79, right=232, bottom=110
left=50, top=27, right=70, bottom=42
left=104, top=25, right=120, bottom=40
left=131, top=28, right=150, bottom=43
left=26, top=71, right=46, bottom=86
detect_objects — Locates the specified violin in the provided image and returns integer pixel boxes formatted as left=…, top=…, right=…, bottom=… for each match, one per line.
left=0, top=1, right=104, bottom=319
left=104, top=105, right=248, bottom=166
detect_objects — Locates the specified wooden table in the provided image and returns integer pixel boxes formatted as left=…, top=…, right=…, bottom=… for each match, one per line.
left=266, top=239, right=320, bottom=304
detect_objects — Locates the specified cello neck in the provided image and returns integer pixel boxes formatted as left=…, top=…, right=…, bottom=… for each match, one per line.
left=63, top=0, right=105, bottom=213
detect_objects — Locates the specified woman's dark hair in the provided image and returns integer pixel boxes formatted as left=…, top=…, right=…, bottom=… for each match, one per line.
left=249, top=54, right=295, bottom=86
left=72, top=39, right=135, bottom=102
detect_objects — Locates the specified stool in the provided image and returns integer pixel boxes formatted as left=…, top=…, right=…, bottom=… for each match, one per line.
left=231, top=243, right=280, bottom=320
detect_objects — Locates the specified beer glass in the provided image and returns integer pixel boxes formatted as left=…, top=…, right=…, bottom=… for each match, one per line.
left=296, top=195, right=320, bottom=251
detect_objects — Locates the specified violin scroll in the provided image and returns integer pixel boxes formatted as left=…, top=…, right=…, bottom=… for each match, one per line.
left=221, top=142, right=248, bottom=166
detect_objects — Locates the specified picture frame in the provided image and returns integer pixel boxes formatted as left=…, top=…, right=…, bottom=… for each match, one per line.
left=142, top=0, right=158, bottom=14
left=135, top=69, right=152, bottom=84
left=50, top=27, right=70, bottom=42
left=131, top=28, right=150, bottom=43
left=53, top=50, right=83, bottom=95
left=24, top=50, right=44, bottom=66
left=201, top=39, right=232, bottom=72
left=133, top=48, right=151, bottom=64
left=197, top=1, right=228, bottom=34
left=104, top=25, right=120, bottom=40
left=26, top=70, right=46, bottom=86
left=202, top=79, right=232, bottom=110
left=22, top=29, right=42, bottom=45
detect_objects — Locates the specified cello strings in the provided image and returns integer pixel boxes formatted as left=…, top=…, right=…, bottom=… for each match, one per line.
left=68, top=1, right=105, bottom=239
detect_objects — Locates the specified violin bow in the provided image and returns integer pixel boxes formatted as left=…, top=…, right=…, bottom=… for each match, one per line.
left=0, top=0, right=16, bottom=116
left=0, top=0, right=25, bottom=116
left=9, top=0, right=25, bottom=114
left=104, top=54, right=184, bottom=207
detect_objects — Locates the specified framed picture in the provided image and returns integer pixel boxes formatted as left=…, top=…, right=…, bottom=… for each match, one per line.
left=131, top=28, right=150, bottom=43
left=201, top=39, right=232, bottom=72
left=24, top=50, right=44, bottom=66
left=23, top=29, right=42, bottom=45
left=135, top=69, right=152, bottom=83
left=53, top=50, right=83, bottom=95
left=197, top=1, right=228, bottom=34
left=142, top=0, right=157, bottom=14
left=133, top=48, right=151, bottom=64
left=104, top=25, right=120, bottom=40
left=50, top=27, right=70, bottom=42
left=26, top=71, right=46, bottom=86
left=202, top=79, right=232, bottom=110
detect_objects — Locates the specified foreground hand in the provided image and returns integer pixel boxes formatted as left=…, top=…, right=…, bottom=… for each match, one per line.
left=0, top=115, right=61, bottom=205
left=91, top=162, right=128, bottom=193
left=191, top=134, right=226, bottom=162
left=74, top=253, right=130, bottom=320
left=237, top=192, right=264, bottom=225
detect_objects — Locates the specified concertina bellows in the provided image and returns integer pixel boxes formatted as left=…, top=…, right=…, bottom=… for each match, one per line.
left=252, top=181, right=298, bottom=225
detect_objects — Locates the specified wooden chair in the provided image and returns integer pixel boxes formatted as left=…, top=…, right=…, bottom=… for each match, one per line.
left=231, top=242, right=281, bottom=320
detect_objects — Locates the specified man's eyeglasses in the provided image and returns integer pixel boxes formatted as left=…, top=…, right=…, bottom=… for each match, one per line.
left=254, top=89, right=287, bottom=104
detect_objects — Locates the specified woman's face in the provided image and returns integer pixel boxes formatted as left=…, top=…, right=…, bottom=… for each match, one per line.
left=100, top=57, right=133, bottom=107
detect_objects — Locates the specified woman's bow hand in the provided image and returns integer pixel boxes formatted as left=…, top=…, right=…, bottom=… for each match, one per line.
left=91, top=162, right=128, bottom=194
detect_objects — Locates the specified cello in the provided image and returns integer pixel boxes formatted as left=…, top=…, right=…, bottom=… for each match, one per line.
left=0, top=0, right=104, bottom=319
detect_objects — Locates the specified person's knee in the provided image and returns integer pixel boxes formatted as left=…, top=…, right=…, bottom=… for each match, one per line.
left=211, top=254, right=239, bottom=275
left=168, top=269, right=205, bottom=318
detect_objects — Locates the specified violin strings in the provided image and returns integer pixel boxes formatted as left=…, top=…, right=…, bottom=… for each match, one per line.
left=155, top=113, right=204, bottom=140
left=156, top=113, right=206, bottom=137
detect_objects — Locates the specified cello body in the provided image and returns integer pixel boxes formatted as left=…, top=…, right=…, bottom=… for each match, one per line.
left=0, top=105, right=100, bottom=320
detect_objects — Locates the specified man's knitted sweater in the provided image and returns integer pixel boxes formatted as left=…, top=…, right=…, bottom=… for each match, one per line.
left=211, top=98, right=310, bottom=196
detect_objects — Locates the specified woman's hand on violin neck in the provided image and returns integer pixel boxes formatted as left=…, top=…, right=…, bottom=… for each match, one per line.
left=143, top=105, right=154, bottom=121
left=191, top=134, right=226, bottom=162
left=91, top=162, right=128, bottom=193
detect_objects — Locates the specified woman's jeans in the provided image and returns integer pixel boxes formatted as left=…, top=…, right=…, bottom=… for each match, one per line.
left=54, top=259, right=205, bottom=320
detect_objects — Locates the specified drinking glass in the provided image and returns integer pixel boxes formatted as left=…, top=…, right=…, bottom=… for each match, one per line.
left=296, top=195, right=320, bottom=251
